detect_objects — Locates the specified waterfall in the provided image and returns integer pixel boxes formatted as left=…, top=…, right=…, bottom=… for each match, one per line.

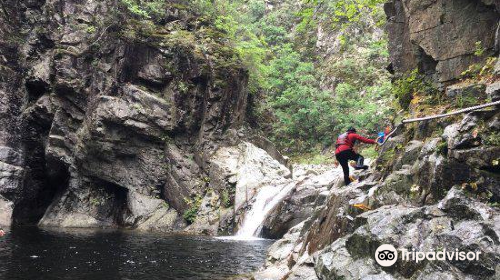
left=234, top=182, right=295, bottom=240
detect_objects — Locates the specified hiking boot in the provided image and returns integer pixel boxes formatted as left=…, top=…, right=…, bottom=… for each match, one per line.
left=354, top=165, right=368, bottom=170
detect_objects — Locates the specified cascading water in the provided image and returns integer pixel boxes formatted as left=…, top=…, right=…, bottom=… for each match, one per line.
left=235, top=182, right=296, bottom=239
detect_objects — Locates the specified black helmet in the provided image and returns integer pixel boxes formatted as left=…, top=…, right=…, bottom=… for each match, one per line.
left=347, top=127, right=357, bottom=133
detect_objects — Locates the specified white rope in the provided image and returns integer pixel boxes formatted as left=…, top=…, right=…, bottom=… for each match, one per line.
left=381, top=100, right=500, bottom=145
left=402, top=100, right=500, bottom=123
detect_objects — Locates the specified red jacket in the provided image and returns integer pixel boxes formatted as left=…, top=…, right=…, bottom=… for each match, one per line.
left=335, top=132, right=376, bottom=154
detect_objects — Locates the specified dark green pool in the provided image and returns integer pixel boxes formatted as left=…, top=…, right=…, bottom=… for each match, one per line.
left=0, top=227, right=272, bottom=280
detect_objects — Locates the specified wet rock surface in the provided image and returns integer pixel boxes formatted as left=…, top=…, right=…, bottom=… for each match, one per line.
left=261, top=165, right=341, bottom=239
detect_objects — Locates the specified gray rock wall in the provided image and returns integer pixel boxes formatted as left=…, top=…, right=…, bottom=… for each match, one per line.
left=0, top=0, right=28, bottom=226
left=0, top=0, right=249, bottom=230
left=385, top=0, right=499, bottom=83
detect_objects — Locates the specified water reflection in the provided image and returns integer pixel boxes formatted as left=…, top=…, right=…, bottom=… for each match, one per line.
left=0, top=226, right=272, bottom=280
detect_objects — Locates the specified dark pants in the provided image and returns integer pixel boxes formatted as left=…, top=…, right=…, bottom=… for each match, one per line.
left=335, top=150, right=364, bottom=185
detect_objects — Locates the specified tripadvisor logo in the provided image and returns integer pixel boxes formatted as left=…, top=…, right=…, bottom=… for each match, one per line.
left=375, top=244, right=398, bottom=267
left=374, top=244, right=482, bottom=267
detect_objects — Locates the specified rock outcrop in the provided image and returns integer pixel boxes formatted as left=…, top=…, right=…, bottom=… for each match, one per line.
left=253, top=166, right=372, bottom=280
left=315, top=188, right=500, bottom=280
left=261, top=165, right=342, bottom=239
left=0, top=0, right=267, bottom=232
left=314, top=1, right=389, bottom=93
left=0, top=0, right=26, bottom=227
left=385, top=0, right=499, bottom=83
left=185, top=141, right=292, bottom=235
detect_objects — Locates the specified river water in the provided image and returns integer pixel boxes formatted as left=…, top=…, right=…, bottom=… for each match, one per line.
left=0, top=227, right=272, bottom=280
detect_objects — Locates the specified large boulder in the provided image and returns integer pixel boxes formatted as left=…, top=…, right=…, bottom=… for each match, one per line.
left=209, top=142, right=291, bottom=214
left=261, top=165, right=341, bottom=239
left=254, top=221, right=318, bottom=280
left=486, top=81, right=500, bottom=102
left=315, top=187, right=500, bottom=280
left=445, top=83, right=487, bottom=105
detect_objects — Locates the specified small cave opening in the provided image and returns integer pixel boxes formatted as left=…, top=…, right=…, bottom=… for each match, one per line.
left=90, top=178, right=131, bottom=227
left=416, top=46, right=438, bottom=78
left=12, top=157, right=70, bottom=225
left=386, top=62, right=395, bottom=74
left=136, top=76, right=170, bottom=92
left=111, top=183, right=130, bottom=226
left=25, top=79, right=49, bottom=103
left=118, top=44, right=173, bottom=93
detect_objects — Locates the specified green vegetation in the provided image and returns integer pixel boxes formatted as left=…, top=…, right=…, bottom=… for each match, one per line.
left=89, top=197, right=101, bottom=207
left=203, top=0, right=394, bottom=154
left=474, top=41, right=485, bottom=57
left=86, top=25, right=96, bottom=34
left=115, top=0, right=394, bottom=157
left=119, top=0, right=170, bottom=19
left=455, top=93, right=478, bottom=108
left=221, top=189, right=232, bottom=208
left=264, top=45, right=336, bottom=150
left=484, top=131, right=500, bottom=146
left=183, top=195, right=203, bottom=224
left=327, top=0, right=386, bottom=25
left=436, top=140, right=448, bottom=156
left=460, top=40, right=497, bottom=81
left=359, top=146, right=378, bottom=159
left=376, top=143, right=402, bottom=171
left=202, top=176, right=210, bottom=183
left=461, top=56, right=498, bottom=80
left=293, top=153, right=335, bottom=165
left=120, top=0, right=151, bottom=18
left=162, top=201, right=170, bottom=209
left=392, top=69, right=438, bottom=109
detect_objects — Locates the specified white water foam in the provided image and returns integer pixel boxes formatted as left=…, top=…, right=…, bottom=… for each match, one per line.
left=217, top=164, right=348, bottom=241
left=233, top=182, right=295, bottom=240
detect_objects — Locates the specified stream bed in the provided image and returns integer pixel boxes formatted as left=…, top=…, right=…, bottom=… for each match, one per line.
left=0, top=226, right=272, bottom=280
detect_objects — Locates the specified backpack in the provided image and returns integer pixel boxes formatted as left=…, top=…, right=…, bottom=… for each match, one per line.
left=336, top=133, right=348, bottom=147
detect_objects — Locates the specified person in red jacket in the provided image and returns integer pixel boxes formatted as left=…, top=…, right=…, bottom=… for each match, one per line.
left=335, top=127, right=379, bottom=185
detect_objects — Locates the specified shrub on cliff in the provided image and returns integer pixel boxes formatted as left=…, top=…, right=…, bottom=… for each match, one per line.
left=392, top=69, right=437, bottom=110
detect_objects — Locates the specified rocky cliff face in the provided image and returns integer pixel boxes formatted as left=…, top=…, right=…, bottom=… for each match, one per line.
left=314, top=2, right=388, bottom=92
left=385, top=0, right=499, bottom=83
left=0, top=0, right=269, bottom=232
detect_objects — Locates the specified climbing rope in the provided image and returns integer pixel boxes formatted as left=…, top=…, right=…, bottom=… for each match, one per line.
left=401, top=100, right=500, bottom=123
left=381, top=100, right=500, bottom=145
